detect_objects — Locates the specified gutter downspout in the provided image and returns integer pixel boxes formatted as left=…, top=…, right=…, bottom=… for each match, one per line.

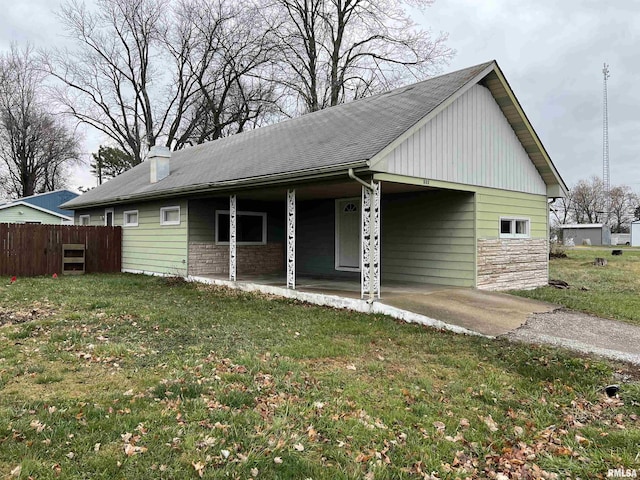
left=348, top=168, right=376, bottom=304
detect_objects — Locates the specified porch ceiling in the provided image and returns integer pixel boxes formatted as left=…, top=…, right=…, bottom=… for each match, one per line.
left=188, top=177, right=435, bottom=202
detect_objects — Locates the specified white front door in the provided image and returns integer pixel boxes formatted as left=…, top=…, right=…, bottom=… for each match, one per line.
left=335, top=198, right=361, bottom=271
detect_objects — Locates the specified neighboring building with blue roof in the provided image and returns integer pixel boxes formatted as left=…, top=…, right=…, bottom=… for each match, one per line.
left=0, top=190, right=78, bottom=225
left=20, top=190, right=79, bottom=217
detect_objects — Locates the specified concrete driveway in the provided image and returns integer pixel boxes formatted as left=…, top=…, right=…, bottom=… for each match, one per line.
left=226, top=274, right=559, bottom=337
left=505, top=309, right=640, bottom=365
left=379, top=287, right=557, bottom=337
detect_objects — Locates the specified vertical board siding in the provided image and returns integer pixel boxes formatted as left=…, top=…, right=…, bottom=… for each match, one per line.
left=75, top=200, right=189, bottom=275
left=0, top=205, right=65, bottom=224
left=381, top=191, right=475, bottom=286
left=0, top=224, right=121, bottom=276
left=382, top=84, right=546, bottom=195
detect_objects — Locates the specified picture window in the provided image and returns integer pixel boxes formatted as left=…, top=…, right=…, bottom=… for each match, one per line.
left=215, top=211, right=267, bottom=245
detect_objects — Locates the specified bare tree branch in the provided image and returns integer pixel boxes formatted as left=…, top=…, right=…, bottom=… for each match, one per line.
left=0, top=45, right=80, bottom=198
left=265, top=0, right=453, bottom=113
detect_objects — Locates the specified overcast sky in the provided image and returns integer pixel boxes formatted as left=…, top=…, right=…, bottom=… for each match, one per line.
left=422, top=0, right=640, bottom=191
left=1, top=0, right=639, bottom=192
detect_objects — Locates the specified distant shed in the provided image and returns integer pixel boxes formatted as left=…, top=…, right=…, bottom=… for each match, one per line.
left=632, top=221, right=640, bottom=247
left=560, top=223, right=611, bottom=246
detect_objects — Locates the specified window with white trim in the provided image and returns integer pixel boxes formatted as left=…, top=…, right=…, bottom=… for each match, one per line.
left=79, top=214, right=90, bottom=226
left=160, top=206, right=181, bottom=225
left=123, top=210, right=138, bottom=227
left=215, top=210, right=267, bottom=245
left=500, top=217, right=530, bottom=238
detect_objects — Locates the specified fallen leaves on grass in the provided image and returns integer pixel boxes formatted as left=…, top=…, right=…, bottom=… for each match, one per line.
left=192, top=461, right=205, bottom=477
left=0, top=303, right=56, bottom=326
left=29, top=419, right=46, bottom=432
left=122, top=431, right=148, bottom=456
left=482, top=415, right=499, bottom=432
left=433, top=421, right=446, bottom=434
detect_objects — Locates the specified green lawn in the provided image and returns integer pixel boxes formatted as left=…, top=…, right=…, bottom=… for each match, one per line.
left=513, top=246, right=640, bottom=326
left=0, top=274, right=638, bottom=479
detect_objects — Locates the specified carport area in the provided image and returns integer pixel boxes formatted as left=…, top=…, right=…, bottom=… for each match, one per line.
left=189, top=273, right=557, bottom=337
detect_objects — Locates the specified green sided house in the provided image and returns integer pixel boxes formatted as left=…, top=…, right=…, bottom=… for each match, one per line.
left=63, top=60, right=567, bottom=299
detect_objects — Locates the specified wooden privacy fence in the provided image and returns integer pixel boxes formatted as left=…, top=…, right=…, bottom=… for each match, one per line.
left=0, top=224, right=122, bottom=277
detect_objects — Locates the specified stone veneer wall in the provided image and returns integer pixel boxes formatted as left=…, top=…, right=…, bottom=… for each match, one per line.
left=188, top=242, right=284, bottom=276
left=476, top=238, right=547, bottom=291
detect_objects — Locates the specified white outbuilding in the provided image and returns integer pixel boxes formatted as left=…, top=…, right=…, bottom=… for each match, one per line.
left=631, top=221, right=640, bottom=247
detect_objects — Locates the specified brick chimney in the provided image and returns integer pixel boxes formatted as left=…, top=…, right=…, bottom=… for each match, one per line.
left=149, top=146, right=171, bottom=183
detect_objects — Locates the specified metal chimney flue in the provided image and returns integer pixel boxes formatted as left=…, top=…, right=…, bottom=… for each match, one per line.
left=149, top=146, right=171, bottom=183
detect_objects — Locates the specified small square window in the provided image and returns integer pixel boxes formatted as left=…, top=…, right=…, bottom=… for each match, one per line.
left=499, top=217, right=530, bottom=238
left=160, top=206, right=180, bottom=225
left=79, top=215, right=90, bottom=226
left=124, top=210, right=138, bottom=227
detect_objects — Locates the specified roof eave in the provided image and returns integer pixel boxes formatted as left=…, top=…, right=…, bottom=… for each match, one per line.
left=65, top=160, right=370, bottom=209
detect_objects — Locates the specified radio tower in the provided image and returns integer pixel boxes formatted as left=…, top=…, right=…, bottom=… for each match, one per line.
left=602, top=63, right=610, bottom=207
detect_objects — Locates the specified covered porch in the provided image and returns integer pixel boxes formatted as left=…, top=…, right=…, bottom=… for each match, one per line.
left=186, top=173, right=477, bottom=300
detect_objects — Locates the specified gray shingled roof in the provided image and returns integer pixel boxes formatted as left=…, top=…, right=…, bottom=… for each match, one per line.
left=65, top=61, right=494, bottom=209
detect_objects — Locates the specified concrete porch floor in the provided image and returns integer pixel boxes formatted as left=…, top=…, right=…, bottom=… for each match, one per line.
left=194, top=273, right=557, bottom=337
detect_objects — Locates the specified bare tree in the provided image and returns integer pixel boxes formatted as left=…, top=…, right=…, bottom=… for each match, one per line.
left=550, top=192, right=573, bottom=226
left=570, top=176, right=607, bottom=224
left=42, top=0, right=277, bottom=165
left=609, top=185, right=638, bottom=233
left=266, top=0, right=453, bottom=113
left=0, top=45, right=80, bottom=199
left=170, top=0, right=279, bottom=147
left=560, top=177, right=639, bottom=232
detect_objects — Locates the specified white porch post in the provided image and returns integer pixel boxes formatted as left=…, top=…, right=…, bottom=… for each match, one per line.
left=361, top=181, right=381, bottom=300
left=229, top=195, right=237, bottom=281
left=286, top=189, right=296, bottom=289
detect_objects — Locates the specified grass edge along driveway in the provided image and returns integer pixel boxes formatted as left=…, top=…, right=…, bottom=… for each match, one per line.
left=513, top=246, right=640, bottom=327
